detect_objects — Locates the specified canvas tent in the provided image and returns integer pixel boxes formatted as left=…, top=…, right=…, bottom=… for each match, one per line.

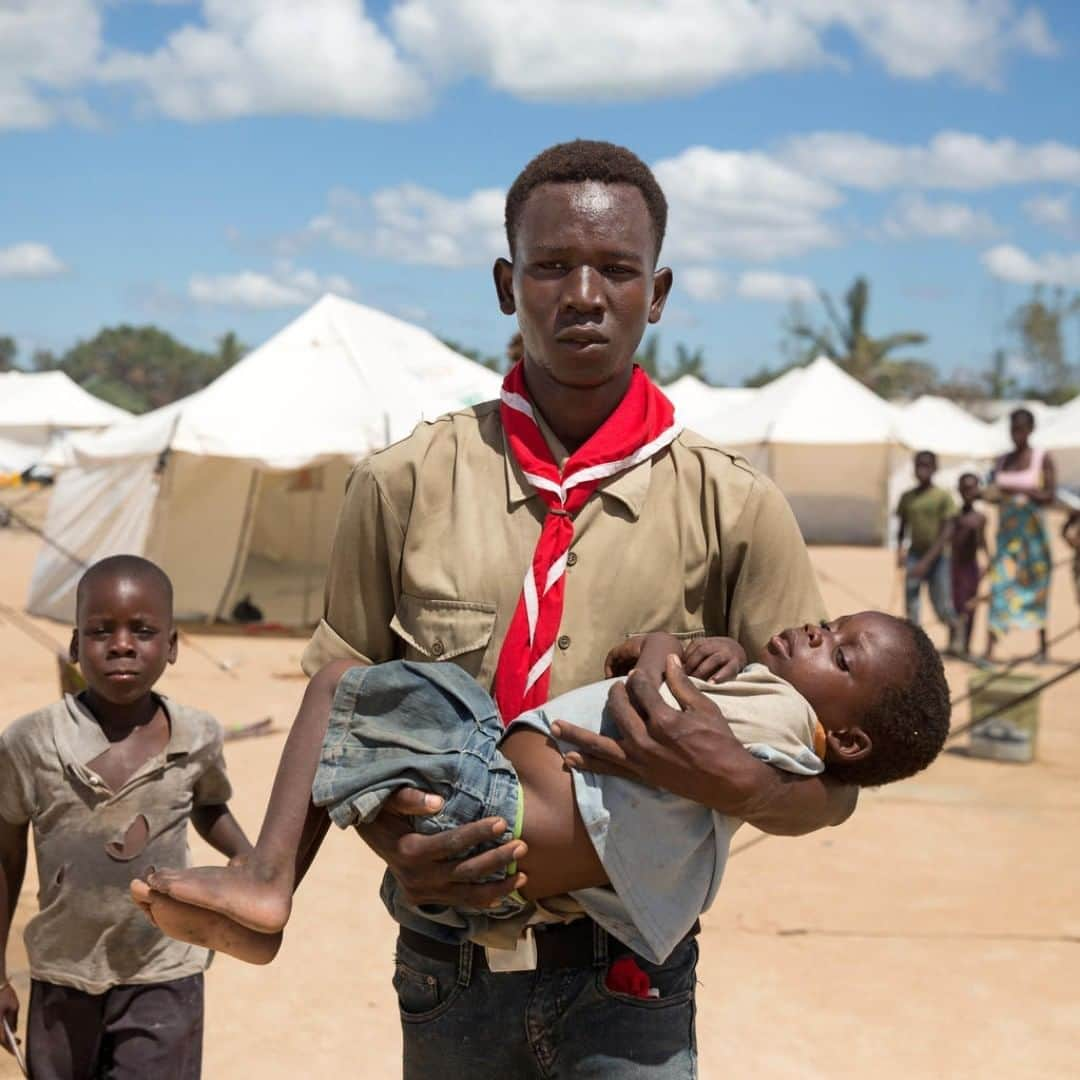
left=0, top=370, right=130, bottom=474
left=1038, top=394, right=1080, bottom=488
left=709, top=356, right=909, bottom=544
left=663, top=374, right=756, bottom=437
left=894, top=395, right=1005, bottom=462
left=28, top=294, right=501, bottom=625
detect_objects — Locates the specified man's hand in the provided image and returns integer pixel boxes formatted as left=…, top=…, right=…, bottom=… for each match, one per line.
left=0, top=982, right=18, bottom=1056
left=911, top=558, right=930, bottom=581
left=682, top=637, right=747, bottom=683
left=356, top=789, right=527, bottom=909
left=553, top=655, right=759, bottom=813
left=552, top=655, right=857, bottom=834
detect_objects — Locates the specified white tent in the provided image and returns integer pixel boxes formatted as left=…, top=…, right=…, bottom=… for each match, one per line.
left=1038, top=394, right=1080, bottom=488
left=663, top=374, right=756, bottom=436
left=894, top=395, right=1006, bottom=462
left=0, top=370, right=130, bottom=473
left=28, top=294, right=501, bottom=624
left=710, top=357, right=908, bottom=544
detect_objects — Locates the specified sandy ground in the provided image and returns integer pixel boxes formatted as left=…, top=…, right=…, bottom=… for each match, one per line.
left=1, top=491, right=1078, bottom=1079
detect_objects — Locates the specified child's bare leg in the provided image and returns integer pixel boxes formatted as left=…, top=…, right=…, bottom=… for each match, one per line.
left=131, top=879, right=282, bottom=965
left=147, top=659, right=364, bottom=933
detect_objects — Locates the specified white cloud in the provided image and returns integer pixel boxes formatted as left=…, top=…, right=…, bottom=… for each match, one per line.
left=391, top=0, right=1054, bottom=101
left=1023, top=193, right=1077, bottom=237
left=982, top=244, right=1080, bottom=287
left=0, top=0, right=102, bottom=130
left=0, top=243, right=68, bottom=278
left=882, top=194, right=998, bottom=240
left=782, top=131, right=1080, bottom=190
left=299, top=183, right=506, bottom=268
left=735, top=271, right=817, bottom=302
left=680, top=268, right=729, bottom=302
left=654, top=146, right=842, bottom=262
left=788, top=0, right=1057, bottom=89
left=102, top=0, right=428, bottom=121
left=188, top=262, right=353, bottom=308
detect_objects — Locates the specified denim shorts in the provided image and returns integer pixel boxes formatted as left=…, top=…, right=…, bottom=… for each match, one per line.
left=311, top=660, right=526, bottom=941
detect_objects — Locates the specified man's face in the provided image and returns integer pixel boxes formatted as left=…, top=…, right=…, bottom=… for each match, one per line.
left=914, top=455, right=936, bottom=485
left=494, top=181, right=671, bottom=392
left=758, top=612, right=911, bottom=733
left=70, top=575, right=177, bottom=706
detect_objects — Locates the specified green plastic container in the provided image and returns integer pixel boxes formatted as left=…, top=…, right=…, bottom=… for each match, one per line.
left=967, top=672, right=1040, bottom=763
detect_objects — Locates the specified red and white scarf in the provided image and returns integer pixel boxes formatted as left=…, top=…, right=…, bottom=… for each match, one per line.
left=492, top=362, right=681, bottom=722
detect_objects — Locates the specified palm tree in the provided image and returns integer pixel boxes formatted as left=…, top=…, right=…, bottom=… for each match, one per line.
left=786, top=276, right=931, bottom=395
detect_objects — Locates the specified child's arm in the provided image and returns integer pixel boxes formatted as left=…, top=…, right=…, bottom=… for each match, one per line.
left=191, top=804, right=254, bottom=863
left=0, top=818, right=27, bottom=1051
left=895, top=505, right=908, bottom=568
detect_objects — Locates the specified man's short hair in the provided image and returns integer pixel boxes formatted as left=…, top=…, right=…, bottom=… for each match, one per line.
left=504, top=140, right=668, bottom=259
left=76, top=555, right=174, bottom=618
left=914, top=450, right=937, bottom=467
left=829, top=619, right=950, bottom=788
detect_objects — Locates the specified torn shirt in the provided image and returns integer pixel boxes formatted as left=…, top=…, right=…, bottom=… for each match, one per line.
left=0, top=694, right=231, bottom=994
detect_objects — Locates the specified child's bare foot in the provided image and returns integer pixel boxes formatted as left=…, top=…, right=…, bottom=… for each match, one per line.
left=145, top=862, right=292, bottom=934
left=131, top=879, right=282, bottom=965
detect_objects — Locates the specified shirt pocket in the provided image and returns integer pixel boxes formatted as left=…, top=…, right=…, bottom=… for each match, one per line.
left=390, top=593, right=498, bottom=679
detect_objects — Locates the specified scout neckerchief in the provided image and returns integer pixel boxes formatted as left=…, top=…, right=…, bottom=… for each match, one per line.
left=493, top=360, right=680, bottom=722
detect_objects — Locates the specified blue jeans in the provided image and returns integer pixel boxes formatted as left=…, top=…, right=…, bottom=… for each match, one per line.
left=905, top=552, right=958, bottom=630
left=394, top=932, right=698, bottom=1079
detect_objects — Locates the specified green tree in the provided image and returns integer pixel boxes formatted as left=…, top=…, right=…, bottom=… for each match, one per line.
left=784, top=276, right=932, bottom=396
left=0, top=336, right=16, bottom=372
left=35, top=325, right=244, bottom=413
left=1009, top=287, right=1080, bottom=400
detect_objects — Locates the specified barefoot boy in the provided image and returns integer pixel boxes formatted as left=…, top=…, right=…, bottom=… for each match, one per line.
left=137, top=611, right=949, bottom=973
left=0, top=556, right=252, bottom=1079
left=951, top=473, right=990, bottom=653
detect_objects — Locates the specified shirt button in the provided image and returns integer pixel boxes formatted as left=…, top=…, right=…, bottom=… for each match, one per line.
left=566, top=551, right=578, bottom=567
left=431, top=640, right=445, bottom=657
left=557, top=635, right=571, bottom=651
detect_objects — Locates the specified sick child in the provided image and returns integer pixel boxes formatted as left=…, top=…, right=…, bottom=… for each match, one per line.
left=134, top=610, right=949, bottom=972
left=0, top=556, right=252, bottom=1079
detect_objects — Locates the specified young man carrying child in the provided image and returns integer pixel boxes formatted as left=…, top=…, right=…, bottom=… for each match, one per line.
left=134, top=608, right=949, bottom=989
left=951, top=473, right=990, bottom=654
left=0, top=555, right=252, bottom=1079
left=896, top=450, right=965, bottom=654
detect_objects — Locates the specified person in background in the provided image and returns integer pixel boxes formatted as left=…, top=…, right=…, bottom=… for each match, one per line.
left=896, top=451, right=965, bottom=654
left=983, top=409, right=1056, bottom=663
left=951, top=473, right=990, bottom=654
left=0, top=555, right=252, bottom=1079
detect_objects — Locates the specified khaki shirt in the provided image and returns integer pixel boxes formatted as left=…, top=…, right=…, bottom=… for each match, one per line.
left=303, top=401, right=826, bottom=687
left=0, top=695, right=232, bottom=994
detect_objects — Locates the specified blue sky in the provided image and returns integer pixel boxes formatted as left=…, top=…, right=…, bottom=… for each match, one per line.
left=2, top=0, right=1079, bottom=386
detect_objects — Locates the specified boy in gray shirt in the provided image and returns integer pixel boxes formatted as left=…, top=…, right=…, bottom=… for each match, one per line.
left=133, top=610, right=949, bottom=972
left=0, top=556, right=252, bottom=1078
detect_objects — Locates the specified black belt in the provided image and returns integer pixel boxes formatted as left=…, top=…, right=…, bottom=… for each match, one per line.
left=399, top=917, right=700, bottom=972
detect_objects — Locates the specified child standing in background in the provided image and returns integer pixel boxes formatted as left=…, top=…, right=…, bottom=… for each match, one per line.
left=951, top=473, right=990, bottom=653
left=896, top=451, right=964, bottom=654
left=0, top=555, right=252, bottom=1079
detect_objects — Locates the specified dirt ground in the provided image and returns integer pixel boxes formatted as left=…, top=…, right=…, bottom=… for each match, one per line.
left=1, top=493, right=1077, bottom=1079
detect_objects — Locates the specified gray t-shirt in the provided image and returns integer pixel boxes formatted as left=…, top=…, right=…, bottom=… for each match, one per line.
left=0, top=694, right=232, bottom=993
left=509, top=664, right=824, bottom=963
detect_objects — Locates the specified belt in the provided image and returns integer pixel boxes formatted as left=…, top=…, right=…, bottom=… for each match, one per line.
left=399, top=917, right=700, bottom=973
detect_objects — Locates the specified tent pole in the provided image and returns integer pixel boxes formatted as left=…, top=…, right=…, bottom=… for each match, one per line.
left=213, top=467, right=261, bottom=624
left=301, top=473, right=319, bottom=627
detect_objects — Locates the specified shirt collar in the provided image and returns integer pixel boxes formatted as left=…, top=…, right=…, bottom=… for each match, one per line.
left=501, top=411, right=656, bottom=522
left=63, top=692, right=195, bottom=760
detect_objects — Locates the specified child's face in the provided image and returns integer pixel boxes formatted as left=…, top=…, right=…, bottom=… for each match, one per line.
left=958, top=475, right=980, bottom=503
left=758, top=611, right=911, bottom=743
left=914, top=455, right=936, bottom=484
left=70, top=574, right=177, bottom=706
